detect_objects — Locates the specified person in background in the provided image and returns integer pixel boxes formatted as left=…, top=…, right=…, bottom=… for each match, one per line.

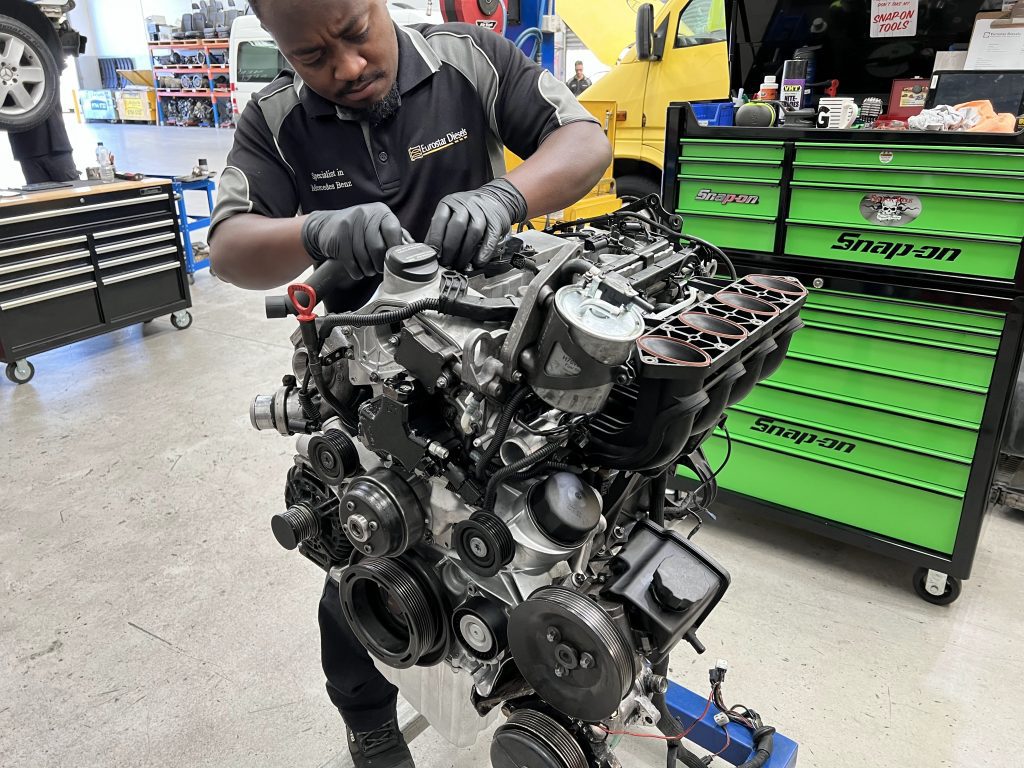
left=566, top=59, right=591, bottom=97
left=7, top=109, right=80, bottom=184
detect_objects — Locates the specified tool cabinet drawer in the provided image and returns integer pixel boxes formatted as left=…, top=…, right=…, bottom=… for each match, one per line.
left=784, top=223, right=1019, bottom=279
left=788, top=184, right=1024, bottom=240
left=800, top=297, right=1001, bottom=354
left=679, top=159, right=784, bottom=183
left=793, top=143, right=1024, bottom=175
left=790, top=322, right=995, bottom=389
left=93, top=215, right=178, bottom=255
left=677, top=179, right=781, bottom=219
left=0, top=189, right=174, bottom=241
left=689, top=432, right=964, bottom=554
left=680, top=213, right=776, bottom=253
left=679, top=139, right=785, bottom=163
left=771, top=356, right=987, bottom=425
left=723, top=406, right=971, bottom=493
left=792, top=164, right=1024, bottom=196
left=100, top=259, right=186, bottom=321
left=0, top=281, right=102, bottom=354
left=743, top=383, right=980, bottom=460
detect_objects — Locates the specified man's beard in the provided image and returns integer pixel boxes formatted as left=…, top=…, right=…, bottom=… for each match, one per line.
left=368, top=82, right=402, bottom=126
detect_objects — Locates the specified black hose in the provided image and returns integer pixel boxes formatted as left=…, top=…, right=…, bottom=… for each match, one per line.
left=309, top=361, right=359, bottom=432
left=649, top=653, right=705, bottom=768
left=736, top=728, right=775, bottom=768
left=649, top=471, right=668, bottom=525
left=483, top=440, right=565, bottom=509
left=474, top=387, right=531, bottom=479
left=319, top=297, right=442, bottom=337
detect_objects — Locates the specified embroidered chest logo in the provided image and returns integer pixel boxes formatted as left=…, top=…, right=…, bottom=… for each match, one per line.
left=408, top=128, right=469, bottom=162
left=309, top=167, right=353, bottom=193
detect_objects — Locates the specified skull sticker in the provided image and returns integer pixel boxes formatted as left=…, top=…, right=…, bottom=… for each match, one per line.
left=860, top=193, right=922, bottom=227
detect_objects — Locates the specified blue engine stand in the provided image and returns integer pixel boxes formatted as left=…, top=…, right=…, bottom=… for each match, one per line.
left=665, top=681, right=799, bottom=767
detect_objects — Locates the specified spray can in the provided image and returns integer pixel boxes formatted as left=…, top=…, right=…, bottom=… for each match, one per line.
left=780, top=59, right=808, bottom=110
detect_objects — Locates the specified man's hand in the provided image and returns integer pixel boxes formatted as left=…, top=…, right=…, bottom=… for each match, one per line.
left=301, top=203, right=404, bottom=280
left=425, top=178, right=528, bottom=271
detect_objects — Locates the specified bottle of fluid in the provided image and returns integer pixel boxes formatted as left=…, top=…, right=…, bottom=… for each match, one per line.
left=95, top=142, right=115, bottom=182
left=758, top=75, right=779, bottom=101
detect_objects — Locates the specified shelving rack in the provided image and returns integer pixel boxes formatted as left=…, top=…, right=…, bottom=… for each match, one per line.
left=148, top=39, right=233, bottom=128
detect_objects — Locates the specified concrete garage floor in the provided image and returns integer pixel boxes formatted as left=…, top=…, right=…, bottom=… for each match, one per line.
left=3, top=119, right=1024, bottom=768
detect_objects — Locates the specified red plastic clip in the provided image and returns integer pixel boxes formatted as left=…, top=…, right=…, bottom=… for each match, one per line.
left=288, top=283, right=318, bottom=322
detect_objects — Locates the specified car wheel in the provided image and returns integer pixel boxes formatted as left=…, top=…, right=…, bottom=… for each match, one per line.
left=615, top=174, right=660, bottom=204
left=0, top=16, right=60, bottom=132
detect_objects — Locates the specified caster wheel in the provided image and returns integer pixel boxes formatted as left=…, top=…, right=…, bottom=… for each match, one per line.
left=187, top=273, right=196, bottom=285
left=913, top=568, right=962, bottom=605
left=171, top=310, right=193, bottom=330
left=6, top=359, right=35, bottom=385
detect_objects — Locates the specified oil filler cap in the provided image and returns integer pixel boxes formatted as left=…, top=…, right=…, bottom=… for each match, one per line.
left=385, top=243, right=439, bottom=283
left=527, top=473, right=602, bottom=546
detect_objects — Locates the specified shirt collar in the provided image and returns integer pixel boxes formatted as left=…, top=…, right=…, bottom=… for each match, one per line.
left=298, top=24, right=441, bottom=122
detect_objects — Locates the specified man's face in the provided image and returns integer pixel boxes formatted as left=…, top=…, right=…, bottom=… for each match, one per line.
left=575, top=63, right=584, bottom=79
left=261, top=0, right=398, bottom=111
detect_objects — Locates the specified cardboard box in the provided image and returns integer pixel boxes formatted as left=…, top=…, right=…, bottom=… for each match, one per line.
left=116, top=90, right=157, bottom=122
left=77, top=89, right=117, bottom=121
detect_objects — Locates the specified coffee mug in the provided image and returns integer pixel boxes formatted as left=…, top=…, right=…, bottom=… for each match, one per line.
left=817, top=98, right=859, bottom=129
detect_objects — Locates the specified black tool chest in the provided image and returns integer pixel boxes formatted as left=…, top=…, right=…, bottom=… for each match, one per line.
left=0, top=179, right=192, bottom=382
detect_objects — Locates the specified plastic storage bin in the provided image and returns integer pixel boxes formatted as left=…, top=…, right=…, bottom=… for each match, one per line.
left=689, top=101, right=735, bottom=127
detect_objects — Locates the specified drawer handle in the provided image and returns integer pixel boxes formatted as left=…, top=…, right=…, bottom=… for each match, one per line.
left=0, top=280, right=97, bottom=310
left=99, top=246, right=179, bottom=269
left=95, top=232, right=177, bottom=254
left=102, top=260, right=181, bottom=285
left=0, top=249, right=91, bottom=277
left=1, top=194, right=171, bottom=226
left=0, top=264, right=95, bottom=293
left=0, top=235, right=88, bottom=260
left=93, top=218, right=176, bottom=239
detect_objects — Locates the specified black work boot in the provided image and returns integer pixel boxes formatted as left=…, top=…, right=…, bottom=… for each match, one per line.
left=347, top=716, right=415, bottom=768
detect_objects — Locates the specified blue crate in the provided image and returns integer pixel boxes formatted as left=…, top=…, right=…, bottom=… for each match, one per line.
left=690, top=100, right=735, bottom=127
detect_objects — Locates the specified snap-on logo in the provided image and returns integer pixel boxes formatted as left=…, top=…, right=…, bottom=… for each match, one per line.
left=831, top=231, right=961, bottom=263
left=751, top=417, right=856, bottom=453
left=695, top=188, right=760, bottom=205
left=476, top=20, right=498, bottom=29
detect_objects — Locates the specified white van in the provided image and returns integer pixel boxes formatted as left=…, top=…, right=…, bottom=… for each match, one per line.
left=229, top=4, right=435, bottom=120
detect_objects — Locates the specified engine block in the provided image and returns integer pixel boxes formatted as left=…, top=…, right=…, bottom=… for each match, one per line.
left=250, top=205, right=806, bottom=767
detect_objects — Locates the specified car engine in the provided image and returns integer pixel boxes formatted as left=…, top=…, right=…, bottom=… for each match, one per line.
left=250, top=202, right=806, bottom=768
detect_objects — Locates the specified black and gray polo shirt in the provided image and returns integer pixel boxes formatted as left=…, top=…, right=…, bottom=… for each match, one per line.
left=211, top=21, right=596, bottom=308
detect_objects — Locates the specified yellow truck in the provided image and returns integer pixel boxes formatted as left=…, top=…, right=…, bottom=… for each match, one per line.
left=563, top=0, right=977, bottom=201
left=564, top=0, right=730, bottom=200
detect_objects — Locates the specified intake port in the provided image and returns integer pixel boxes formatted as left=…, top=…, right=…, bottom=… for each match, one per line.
left=746, top=274, right=807, bottom=296
left=715, top=292, right=780, bottom=317
left=637, top=336, right=712, bottom=367
left=678, top=312, right=748, bottom=340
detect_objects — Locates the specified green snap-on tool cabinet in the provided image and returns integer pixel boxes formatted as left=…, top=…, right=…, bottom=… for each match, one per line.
left=663, top=103, right=1024, bottom=604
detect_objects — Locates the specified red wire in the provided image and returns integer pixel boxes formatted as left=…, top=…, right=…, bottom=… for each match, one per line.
left=596, top=690, right=714, bottom=742
left=712, top=728, right=732, bottom=758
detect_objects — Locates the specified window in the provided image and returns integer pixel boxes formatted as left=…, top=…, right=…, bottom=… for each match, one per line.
left=237, top=41, right=288, bottom=83
left=675, top=0, right=727, bottom=49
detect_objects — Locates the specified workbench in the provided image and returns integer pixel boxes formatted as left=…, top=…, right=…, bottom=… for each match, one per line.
left=0, top=178, right=193, bottom=384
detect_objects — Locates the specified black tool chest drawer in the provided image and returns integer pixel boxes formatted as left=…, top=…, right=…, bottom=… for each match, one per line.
left=0, top=179, right=191, bottom=368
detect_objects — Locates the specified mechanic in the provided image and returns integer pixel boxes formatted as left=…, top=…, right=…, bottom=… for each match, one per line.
left=566, top=59, right=591, bottom=98
left=207, top=1, right=611, bottom=766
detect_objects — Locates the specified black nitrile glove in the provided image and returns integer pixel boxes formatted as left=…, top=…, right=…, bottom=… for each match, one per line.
left=301, top=203, right=404, bottom=281
left=425, top=178, right=528, bottom=271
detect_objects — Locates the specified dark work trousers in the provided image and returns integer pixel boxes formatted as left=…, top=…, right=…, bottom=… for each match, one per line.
left=318, top=574, right=399, bottom=731
left=19, top=152, right=80, bottom=184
